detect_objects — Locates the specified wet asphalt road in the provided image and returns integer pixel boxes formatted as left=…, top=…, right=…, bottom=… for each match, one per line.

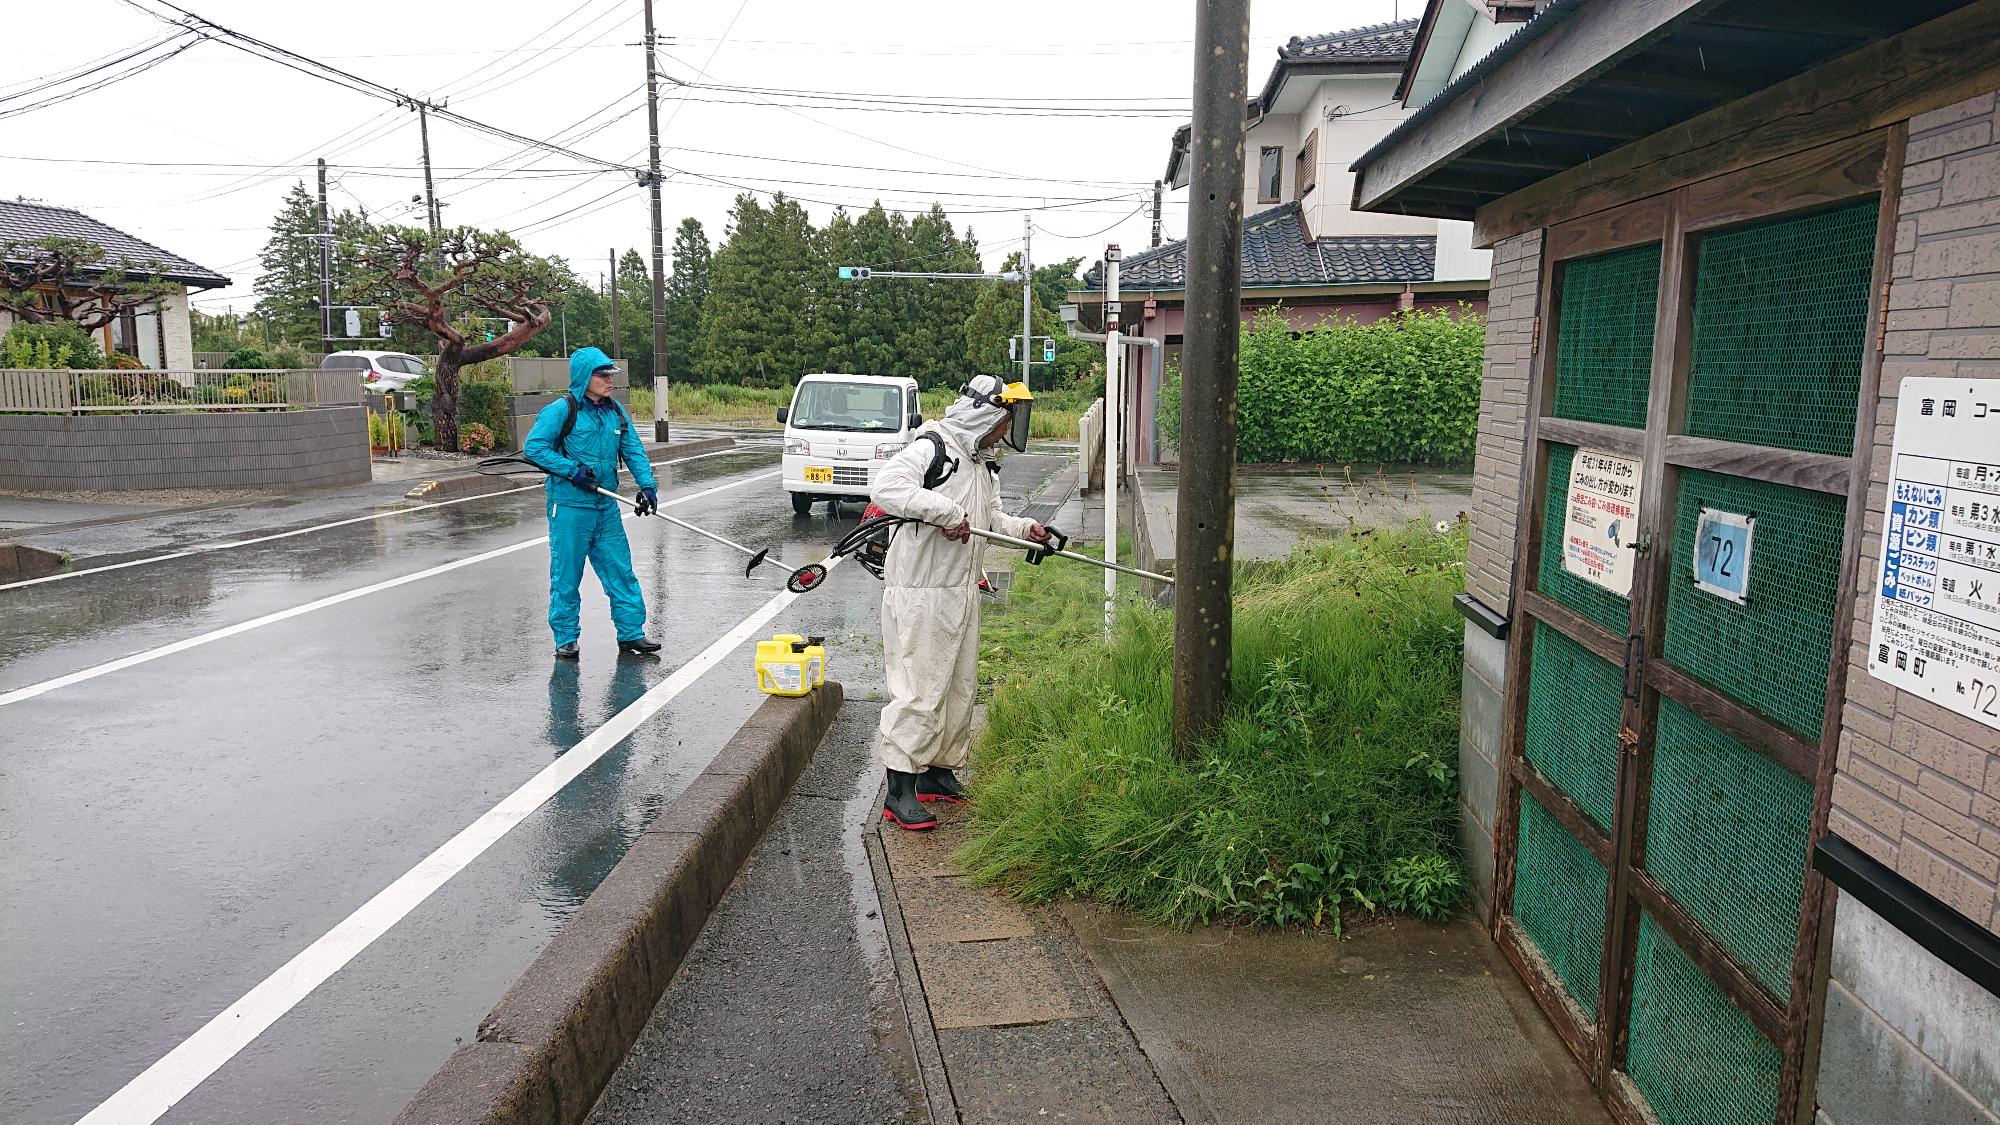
left=0, top=443, right=899, bottom=1124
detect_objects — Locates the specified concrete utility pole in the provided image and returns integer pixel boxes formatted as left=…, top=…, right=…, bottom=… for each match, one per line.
left=608, top=249, right=620, bottom=362
left=317, top=158, right=332, bottom=344
left=1020, top=215, right=1033, bottom=390
left=1103, top=244, right=1121, bottom=634
left=415, top=103, right=439, bottom=233
left=1173, top=0, right=1249, bottom=755
left=643, top=0, right=671, bottom=441
left=1151, top=180, right=1164, bottom=248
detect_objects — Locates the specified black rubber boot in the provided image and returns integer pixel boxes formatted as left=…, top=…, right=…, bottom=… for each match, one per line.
left=617, top=637, right=662, bottom=655
left=916, top=766, right=966, bottom=805
left=882, top=769, right=938, bottom=830
left=555, top=642, right=580, bottom=660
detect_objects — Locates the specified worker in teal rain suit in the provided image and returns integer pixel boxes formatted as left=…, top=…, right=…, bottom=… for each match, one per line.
left=523, top=346, right=662, bottom=659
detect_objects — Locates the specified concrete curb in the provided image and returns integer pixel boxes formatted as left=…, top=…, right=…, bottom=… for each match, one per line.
left=403, top=437, right=738, bottom=502
left=0, top=542, right=66, bottom=580
left=393, top=681, right=844, bottom=1125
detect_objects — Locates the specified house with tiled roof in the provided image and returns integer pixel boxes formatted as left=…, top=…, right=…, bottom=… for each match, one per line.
left=0, top=199, right=230, bottom=369
left=1072, top=17, right=1491, bottom=465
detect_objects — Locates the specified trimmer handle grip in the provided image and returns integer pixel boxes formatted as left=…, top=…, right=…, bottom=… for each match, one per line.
left=1026, top=524, right=1068, bottom=564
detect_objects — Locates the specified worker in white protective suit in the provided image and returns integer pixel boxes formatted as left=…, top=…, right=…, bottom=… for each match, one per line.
left=869, top=373, right=1050, bottom=830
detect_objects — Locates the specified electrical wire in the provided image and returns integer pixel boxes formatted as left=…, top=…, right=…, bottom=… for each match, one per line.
left=0, top=30, right=201, bottom=122
left=1033, top=201, right=1151, bottom=241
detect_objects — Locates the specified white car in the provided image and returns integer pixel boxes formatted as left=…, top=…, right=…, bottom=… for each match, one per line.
left=322, top=350, right=427, bottom=392
left=778, top=372, right=923, bottom=516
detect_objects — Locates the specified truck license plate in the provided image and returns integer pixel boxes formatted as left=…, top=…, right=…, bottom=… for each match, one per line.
left=803, top=467, right=833, bottom=484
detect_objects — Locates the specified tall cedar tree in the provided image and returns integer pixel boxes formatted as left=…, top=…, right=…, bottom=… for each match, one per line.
left=253, top=182, right=371, bottom=347
left=614, top=249, right=653, bottom=383
left=698, top=194, right=820, bottom=383
left=663, top=218, right=711, bottom=384
left=964, top=254, right=1095, bottom=387
left=344, top=225, right=560, bottom=450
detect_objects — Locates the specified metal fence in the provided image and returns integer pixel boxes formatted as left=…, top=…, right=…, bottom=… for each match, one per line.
left=0, top=368, right=363, bottom=413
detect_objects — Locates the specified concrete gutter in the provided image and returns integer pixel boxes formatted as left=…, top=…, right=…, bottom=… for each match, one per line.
left=1130, top=470, right=1175, bottom=604
left=393, top=681, right=844, bottom=1125
left=404, top=437, right=737, bottom=502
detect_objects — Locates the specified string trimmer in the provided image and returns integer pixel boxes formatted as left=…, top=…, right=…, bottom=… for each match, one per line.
left=785, top=509, right=1173, bottom=593
left=476, top=454, right=776, bottom=579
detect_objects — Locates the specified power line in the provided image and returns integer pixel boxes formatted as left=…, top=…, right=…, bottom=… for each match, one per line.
left=0, top=29, right=201, bottom=122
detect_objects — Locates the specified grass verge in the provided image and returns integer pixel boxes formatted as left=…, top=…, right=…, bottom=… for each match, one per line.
left=961, top=521, right=1468, bottom=932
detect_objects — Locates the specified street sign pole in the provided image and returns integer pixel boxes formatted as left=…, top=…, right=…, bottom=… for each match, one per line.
left=1104, top=243, right=1121, bottom=636
left=1022, top=215, right=1033, bottom=391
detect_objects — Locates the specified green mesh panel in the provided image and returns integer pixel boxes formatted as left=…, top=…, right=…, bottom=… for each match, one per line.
left=1685, top=200, right=1878, bottom=455
left=1538, top=443, right=1634, bottom=635
left=1512, top=792, right=1608, bottom=1021
left=1663, top=470, right=1846, bottom=740
left=1643, top=699, right=1811, bottom=1000
left=1524, top=626, right=1624, bottom=830
left=1552, top=243, right=1661, bottom=428
left=1625, top=912, right=1783, bottom=1125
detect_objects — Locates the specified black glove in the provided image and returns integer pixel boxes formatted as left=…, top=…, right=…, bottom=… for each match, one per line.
left=567, top=464, right=597, bottom=489
left=635, top=487, right=658, bottom=516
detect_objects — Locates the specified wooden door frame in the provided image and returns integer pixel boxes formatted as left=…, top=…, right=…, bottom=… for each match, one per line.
left=1488, top=128, right=1903, bottom=1125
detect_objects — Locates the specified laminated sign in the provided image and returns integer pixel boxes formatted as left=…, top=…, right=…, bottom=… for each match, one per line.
left=1563, top=448, right=1642, bottom=597
left=1868, top=378, right=2000, bottom=732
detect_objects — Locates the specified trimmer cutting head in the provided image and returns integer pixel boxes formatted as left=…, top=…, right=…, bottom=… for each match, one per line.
left=787, top=563, right=828, bottom=593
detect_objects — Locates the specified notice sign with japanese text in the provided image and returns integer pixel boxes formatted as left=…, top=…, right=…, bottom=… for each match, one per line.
left=1563, top=448, right=1642, bottom=597
left=1868, top=378, right=2000, bottom=732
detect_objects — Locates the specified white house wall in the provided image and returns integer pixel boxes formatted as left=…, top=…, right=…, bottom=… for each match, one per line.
left=1243, top=115, right=1298, bottom=211
left=1302, top=74, right=1433, bottom=238
left=1431, top=219, right=1493, bottom=283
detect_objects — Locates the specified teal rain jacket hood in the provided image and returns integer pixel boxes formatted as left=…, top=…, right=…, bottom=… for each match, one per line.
left=523, top=347, right=657, bottom=507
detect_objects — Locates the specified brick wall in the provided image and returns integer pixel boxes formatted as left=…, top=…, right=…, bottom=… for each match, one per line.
left=1464, top=229, right=1542, bottom=613
left=1831, top=91, right=2000, bottom=937
left=0, top=406, right=371, bottom=492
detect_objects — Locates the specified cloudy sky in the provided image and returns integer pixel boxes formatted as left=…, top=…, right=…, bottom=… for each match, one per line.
left=5, top=0, right=1407, bottom=313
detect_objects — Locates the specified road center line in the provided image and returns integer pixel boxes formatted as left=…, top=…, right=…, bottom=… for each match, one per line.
left=72, top=558, right=838, bottom=1125
left=0, top=446, right=762, bottom=592
left=0, top=470, right=780, bottom=709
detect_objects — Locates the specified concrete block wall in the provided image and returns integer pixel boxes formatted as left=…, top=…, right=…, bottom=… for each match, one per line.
left=1818, top=90, right=2000, bottom=1125
left=1464, top=230, right=1542, bottom=615
left=1457, top=229, right=1542, bottom=911
left=0, top=406, right=370, bottom=491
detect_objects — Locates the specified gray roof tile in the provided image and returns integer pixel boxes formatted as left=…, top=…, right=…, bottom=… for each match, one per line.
left=0, top=199, right=230, bottom=288
left=1279, top=19, right=1419, bottom=62
left=1080, top=202, right=1435, bottom=291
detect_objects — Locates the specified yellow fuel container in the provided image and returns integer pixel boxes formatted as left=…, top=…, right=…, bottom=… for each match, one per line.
left=802, top=635, right=826, bottom=686
left=755, top=634, right=817, bottom=697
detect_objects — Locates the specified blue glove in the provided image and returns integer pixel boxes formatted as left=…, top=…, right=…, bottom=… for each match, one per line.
left=567, top=464, right=597, bottom=489
left=635, top=487, right=658, bottom=516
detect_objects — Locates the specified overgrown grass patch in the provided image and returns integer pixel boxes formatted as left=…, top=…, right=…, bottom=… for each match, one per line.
left=960, top=522, right=1468, bottom=932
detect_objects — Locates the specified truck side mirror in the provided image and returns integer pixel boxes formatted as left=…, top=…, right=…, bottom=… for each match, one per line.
left=776, top=406, right=789, bottom=423
left=908, top=412, right=922, bottom=428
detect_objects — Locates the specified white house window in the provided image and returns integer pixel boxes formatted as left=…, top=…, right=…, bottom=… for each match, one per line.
left=1258, top=146, right=1282, bottom=204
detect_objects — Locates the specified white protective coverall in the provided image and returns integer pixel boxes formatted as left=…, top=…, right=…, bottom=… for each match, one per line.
left=869, top=381, right=1036, bottom=775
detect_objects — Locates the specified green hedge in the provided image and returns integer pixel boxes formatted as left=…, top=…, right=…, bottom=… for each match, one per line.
left=456, top=375, right=512, bottom=446
left=1160, top=305, right=1484, bottom=465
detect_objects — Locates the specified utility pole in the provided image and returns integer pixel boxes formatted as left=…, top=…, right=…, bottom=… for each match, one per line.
left=643, top=0, right=671, bottom=441
left=1020, top=214, right=1033, bottom=390
left=1103, top=244, right=1121, bottom=634
left=316, top=158, right=332, bottom=345
left=608, top=249, right=620, bottom=362
left=415, top=102, right=439, bottom=233
left=1173, top=0, right=1249, bottom=755
left=1151, top=180, right=1164, bottom=248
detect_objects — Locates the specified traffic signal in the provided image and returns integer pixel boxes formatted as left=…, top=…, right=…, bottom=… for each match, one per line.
left=1042, top=339, right=1057, bottom=363
left=836, top=266, right=871, bottom=280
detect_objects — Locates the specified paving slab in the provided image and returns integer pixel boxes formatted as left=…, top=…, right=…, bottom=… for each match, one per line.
left=898, top=875, right=1038, bottom=945
left=1063, top=904, right=1609, bottom=1125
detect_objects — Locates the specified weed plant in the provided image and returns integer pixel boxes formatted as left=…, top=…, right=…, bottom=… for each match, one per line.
left=961, top=521, right=1467, bottom=931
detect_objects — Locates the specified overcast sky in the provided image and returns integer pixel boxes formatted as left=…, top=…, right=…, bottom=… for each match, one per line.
left=5, top=0, right=1407, bottom=314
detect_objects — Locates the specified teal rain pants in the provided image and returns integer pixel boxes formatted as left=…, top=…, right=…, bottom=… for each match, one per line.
left=547, top=498, right=647, bottom=647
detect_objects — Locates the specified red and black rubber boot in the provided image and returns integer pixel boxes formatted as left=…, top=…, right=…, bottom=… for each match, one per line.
left=882, top=769, right=938, bottom=830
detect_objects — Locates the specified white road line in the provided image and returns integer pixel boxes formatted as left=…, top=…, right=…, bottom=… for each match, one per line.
left=0, top=446, right=760, bottom=592
left=72, top=559, right=837, bottom=1125
left=0, top=471, right=780, bottom=709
